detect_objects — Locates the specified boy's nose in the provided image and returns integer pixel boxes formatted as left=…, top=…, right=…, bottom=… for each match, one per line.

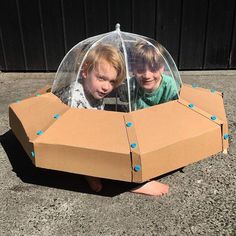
left=102, top=82, right=110, bottom=91
left=142, top=70, right=152, bottom=79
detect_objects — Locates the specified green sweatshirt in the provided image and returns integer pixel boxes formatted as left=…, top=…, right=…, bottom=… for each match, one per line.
left=134, top=74, right=178, bottom=110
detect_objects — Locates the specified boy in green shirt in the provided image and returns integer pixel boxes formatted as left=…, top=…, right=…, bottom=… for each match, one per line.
left=128, top=41, right=179, bottom=196
left=132, top=41, right=179, bottom=110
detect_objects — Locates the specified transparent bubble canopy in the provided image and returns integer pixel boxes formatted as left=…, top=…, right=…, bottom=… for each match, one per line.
left=52, top=24, right=182, bottom=112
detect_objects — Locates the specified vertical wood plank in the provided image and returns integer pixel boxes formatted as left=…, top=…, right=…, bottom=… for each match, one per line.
left=40, top=0, right=65, bottom=71
left=204, top=0, right=235, bottom=69
left=156, top=0, right=182, bottom=66
left=133, top=0, right=156, bottom=38
left=229, top=4, right=236, bottom=68
left=0, top=0, right=25, bottom=71
left=84, top=0, right=109, bottom=37
left=18, top=0, right=46, bottom=71
left=179, top=0, right=208, bottom=70
left=0, top=28, right=6, bottom=71
left=62, top=0, right=86, bottom=51
left=109, top=0, right=132, bottom=32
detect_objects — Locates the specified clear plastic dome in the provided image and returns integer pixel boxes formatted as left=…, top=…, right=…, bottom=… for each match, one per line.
left=52, top=24, right=182, bottom=112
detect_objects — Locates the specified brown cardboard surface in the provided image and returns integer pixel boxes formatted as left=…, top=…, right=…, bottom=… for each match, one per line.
left=9, top=107, right=35, bottom=161
left=180, top=84, right=227, bottom=122
left=180, top=84, right=229, bottom=150
left=34, top=108, right=130, bottom=154
left=130, top=100, right=223, bottom=181
left=29, top=85, right=51, bottom=97
left=9, top=93, right=69, bottom=142
left=9, top=84, right=229, bottom=183
left=141, top=127, right=221, bottom=181
left=123, top=114, right=142, bottom=182
left=131, top=101, right=220, bottom=153
left=32, top=108, right=132, bottom=181
left=34, top=143, right=132, bottom=181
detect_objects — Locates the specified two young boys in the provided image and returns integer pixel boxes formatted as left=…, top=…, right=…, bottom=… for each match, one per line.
left=54, top=41, right=178, bottom=196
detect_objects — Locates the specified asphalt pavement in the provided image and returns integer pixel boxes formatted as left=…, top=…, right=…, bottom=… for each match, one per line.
left=0, top=71, right=235, bottom=236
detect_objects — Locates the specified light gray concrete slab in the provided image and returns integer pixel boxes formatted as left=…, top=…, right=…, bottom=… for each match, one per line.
left=0, top=72, right=235, bottom=236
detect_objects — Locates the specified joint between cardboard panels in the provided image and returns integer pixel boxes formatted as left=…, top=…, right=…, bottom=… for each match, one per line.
left=220, top=123, right=229, bottom=152
left=123, top=114, right=142, bottom=182
left=183, top=83, right=222, bottom=97
left=177, top=98, right=224, bottom=125
left=29, top=85, right=52, bottom=98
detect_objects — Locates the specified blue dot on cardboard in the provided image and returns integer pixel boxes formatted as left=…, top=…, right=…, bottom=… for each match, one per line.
left=188, top=103, right=194, bottom=108
left=126, top=122, right=133, bottom=127
left=211, top=116, right=217, bottom=121
left=224, top=134, right=229, bottom=140
left=134, top=165, right=141, bottom=172
left=54, top=114, right=60, bottom=119
left=37, top=130, right=43, bottom=135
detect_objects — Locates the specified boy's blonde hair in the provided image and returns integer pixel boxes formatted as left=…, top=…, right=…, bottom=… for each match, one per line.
left=82, top=44, right=125, bottom=88
left=133, top=41, right=165, bottom=71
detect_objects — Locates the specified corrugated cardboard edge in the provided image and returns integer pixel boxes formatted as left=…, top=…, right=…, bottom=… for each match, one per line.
left=29, top=85, right=51, bottom=97
left=180, top=84, right=229, bottom=151
left=123, top=114, right=142, bottom=183
left=9, top=106, right=35, bottom=162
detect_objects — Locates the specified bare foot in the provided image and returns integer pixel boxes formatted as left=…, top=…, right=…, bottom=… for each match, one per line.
left=85, top=176, right=103, bottom=193
left=131, top=180, right=169, bottom=196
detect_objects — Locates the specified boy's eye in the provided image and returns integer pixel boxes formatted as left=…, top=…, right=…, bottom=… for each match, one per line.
left=98, top=76, right=105, bottom=81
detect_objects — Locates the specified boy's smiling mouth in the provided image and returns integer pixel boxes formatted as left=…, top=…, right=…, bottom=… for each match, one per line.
left=97, top=91, right=108, bottom=97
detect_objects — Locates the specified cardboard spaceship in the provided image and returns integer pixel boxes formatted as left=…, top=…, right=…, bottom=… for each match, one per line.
left=9, top=26, right=229, bottom=183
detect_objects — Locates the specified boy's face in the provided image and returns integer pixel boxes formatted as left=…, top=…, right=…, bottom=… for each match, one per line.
left=134, top=65, right=164, bottom=92
left=82, top=59, right=117, bottom=99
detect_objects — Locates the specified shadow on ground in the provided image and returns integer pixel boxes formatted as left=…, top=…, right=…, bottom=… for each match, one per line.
left=0, top=130, right=137, bottom=197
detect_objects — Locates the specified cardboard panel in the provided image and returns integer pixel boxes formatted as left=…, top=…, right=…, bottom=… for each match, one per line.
left=29, top=85, right=51, bottom=97
left=9, top=107, right=34, bottom=161
left=180, top=84, right=227, bottom=122
left=34, top=108, right=130, bottom=154
left=33, top=106, right=132, bottom=181
left=131, top=101, right=221, bottom=154
left=9, top=93, right=69, bottom=142
left=141, top=127, right=222, bottom=181
left=34, top=143, right=132, bottom=182
left=178, top=98, right=229, bottom=150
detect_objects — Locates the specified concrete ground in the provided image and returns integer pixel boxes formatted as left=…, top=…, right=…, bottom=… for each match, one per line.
left=0, top=71, right=235, bottom=236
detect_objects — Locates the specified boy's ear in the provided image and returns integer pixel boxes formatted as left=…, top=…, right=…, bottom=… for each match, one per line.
left=81, top=69, right=88, bottom=79
left=159, top=65, right=165, bottom=73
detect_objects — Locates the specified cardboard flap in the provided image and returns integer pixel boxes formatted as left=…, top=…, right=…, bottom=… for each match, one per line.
left=9, top=93, right=69, bottom=142
left=29, top=85, right=52, bottom=97
left=130, top=100, right=221, bottom=154
left=34, top=109, right=130, bottom=155
left=180, top=84, right=227, bottom=122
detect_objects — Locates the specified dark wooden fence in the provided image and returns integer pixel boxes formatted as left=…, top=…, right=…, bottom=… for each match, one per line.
left=1, top=0, right=236, bottom=71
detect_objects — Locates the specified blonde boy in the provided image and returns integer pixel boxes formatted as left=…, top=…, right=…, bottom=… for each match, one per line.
left=55, top=44, right=125, bottom=192
left=56, top=44, right=125, bottom=110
